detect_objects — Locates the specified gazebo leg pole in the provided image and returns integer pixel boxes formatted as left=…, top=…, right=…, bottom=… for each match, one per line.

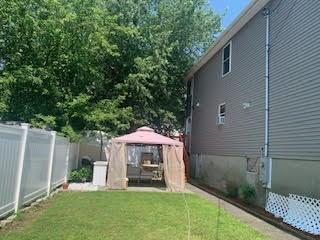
left=139, top=167, right=141, bottom=185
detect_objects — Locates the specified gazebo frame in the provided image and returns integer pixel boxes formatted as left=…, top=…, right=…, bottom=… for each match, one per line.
left=106, top=127, right=185, bottom=192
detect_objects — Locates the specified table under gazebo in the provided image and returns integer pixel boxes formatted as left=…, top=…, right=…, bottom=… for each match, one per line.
left=106, top=126, right=185, bottom=192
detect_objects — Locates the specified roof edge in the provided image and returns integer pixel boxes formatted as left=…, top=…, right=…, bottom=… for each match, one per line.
left=185, top=0, right=271, bottom=81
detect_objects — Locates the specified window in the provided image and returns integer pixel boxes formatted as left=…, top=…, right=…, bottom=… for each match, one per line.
left=222, top=41, right=232, bottom=76
left=217, top=103, right=225, bottom=125
left=246, top=157, right=258, bottom=173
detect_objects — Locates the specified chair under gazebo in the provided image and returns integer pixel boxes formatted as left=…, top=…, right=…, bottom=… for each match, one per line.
left=106, top=126, right=185, bottom=192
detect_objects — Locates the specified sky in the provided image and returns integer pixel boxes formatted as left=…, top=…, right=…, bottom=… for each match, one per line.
left=208, top=0, right=251, bottom=29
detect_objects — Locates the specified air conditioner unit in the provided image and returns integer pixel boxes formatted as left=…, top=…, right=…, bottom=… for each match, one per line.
left=216, top=116, right=225, bottom=125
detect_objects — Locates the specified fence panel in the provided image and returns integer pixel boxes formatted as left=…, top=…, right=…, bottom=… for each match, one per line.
left=51, top=136, right=69, bottom=188
left=68, top=143, right=79, bottom=175
left=0, top=124, right=84, bottom=217
left=0, top=125, right=23, bottom=217
left=21, top=129, right=51, bottom=205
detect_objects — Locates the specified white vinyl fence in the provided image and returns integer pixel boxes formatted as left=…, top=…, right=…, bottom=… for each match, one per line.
left=0, top=123, right=79, bottom=218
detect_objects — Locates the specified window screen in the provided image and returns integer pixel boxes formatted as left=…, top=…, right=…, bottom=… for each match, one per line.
left=219, top=104, right=226, bottom=117
left=222, top=42, right=231, bottom=76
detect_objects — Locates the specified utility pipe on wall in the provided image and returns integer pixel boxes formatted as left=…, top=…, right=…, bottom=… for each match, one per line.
left=263, top=8, right=270, bottom=158
left=263, top=7, right=272, bottom=191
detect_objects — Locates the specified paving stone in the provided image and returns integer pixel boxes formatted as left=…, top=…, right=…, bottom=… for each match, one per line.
left=6, top=214, right=16, bottom=221
left=0, top=219, right=13, bottom=227
left=21, top=206, right=32, bottom=212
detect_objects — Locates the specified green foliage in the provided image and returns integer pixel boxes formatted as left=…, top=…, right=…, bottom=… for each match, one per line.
left=226, top=181, right=239, bottom=198
left=60, top=124, right=82, bottom=142
left=69, top=167, right=92, bottom=183
left=30, top=114, right=56, bottom=130
left=239, top=184, right=256, bottom=204
left=0, top=0, right=221, bottom=136
left=15, top=211, right=25, bottom=222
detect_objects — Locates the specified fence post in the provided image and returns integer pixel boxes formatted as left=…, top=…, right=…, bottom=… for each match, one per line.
left=14, top=123, right=29, bottom=213
left=47, top=131, right=56, bottom=197
left=64, top=142, right=71, bottom=183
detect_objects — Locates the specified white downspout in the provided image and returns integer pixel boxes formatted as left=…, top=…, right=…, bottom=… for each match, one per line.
left=263, top=8, right=272, bottom=203
left=264, top=8, right=270, bottom=158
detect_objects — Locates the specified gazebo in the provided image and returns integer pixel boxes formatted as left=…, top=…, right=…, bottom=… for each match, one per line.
left=106, top=126, right=185, bottom=192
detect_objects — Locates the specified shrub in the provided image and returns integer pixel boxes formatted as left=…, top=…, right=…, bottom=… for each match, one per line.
left=226, top=181, right=239, bottom=198
left=239, top=184, right=256, bottom=204
left=69, top=166, right=93, bottom=183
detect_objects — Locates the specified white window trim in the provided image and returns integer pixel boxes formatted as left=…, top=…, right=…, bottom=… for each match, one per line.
left=218, top=103, right=226, bottom=117
left=222, top=41, right=232, bottom=77
left=217, top=103, right=226, bottom=125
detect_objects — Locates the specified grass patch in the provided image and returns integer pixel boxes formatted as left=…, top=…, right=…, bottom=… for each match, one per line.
left=0, top=192, right=268, bottom=240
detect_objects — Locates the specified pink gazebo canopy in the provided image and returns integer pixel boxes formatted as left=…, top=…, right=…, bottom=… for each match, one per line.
left=113, top=126, right=182, bottom=146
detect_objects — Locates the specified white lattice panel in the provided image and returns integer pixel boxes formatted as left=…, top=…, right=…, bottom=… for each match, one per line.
left=283, top=194, right=320, bottom=235
left=265, top=192, right=289, bottom=218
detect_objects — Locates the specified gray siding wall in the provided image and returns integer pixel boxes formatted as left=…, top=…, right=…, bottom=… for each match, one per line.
left=191, top=9, right=265, bottom=157
left=191, top=0, right=320, bottom=161
left=268, top=0, right=320, bottom=161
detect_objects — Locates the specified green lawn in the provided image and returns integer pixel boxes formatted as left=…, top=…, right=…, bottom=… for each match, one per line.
left=0, top=192, right=268, bottom=240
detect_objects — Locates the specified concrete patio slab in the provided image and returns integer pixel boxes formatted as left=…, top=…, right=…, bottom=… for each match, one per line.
left=68, top=183, right=103, bottom=191
left=127, top=186, right=192, bottom=193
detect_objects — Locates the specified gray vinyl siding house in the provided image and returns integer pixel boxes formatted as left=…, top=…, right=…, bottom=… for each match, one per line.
left=185, top=0, right=320, bottom=206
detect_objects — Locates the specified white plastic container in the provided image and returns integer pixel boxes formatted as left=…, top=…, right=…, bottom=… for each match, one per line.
left=92, top=161, right=108, bottom=186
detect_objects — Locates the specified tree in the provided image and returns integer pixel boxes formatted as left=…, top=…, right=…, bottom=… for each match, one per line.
left=0, top=0, right=221, bottom=137
left=102, top=0, right=221, bottom=132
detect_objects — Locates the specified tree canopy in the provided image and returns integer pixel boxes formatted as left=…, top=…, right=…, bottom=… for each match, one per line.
left=0, top=0, right=221, bottom=139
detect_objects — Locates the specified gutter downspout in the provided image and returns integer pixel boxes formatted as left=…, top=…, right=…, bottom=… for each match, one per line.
left=263, top=8, right=272, bottom=203
left=264, top=8, right=270, bottom=159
